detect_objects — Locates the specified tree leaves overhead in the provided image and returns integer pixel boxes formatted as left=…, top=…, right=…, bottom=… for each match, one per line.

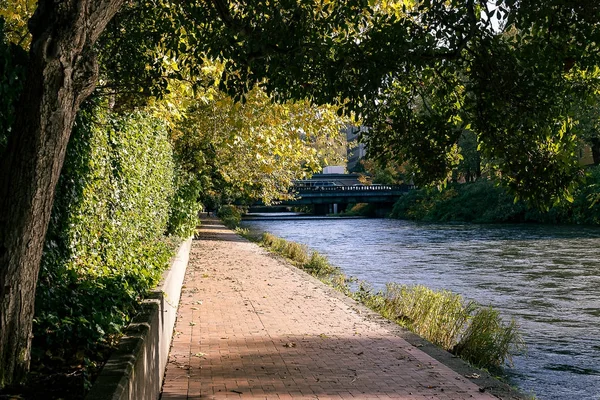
left=0, top=0, right=36, bottom=48
left=170, top=77, right=350, bottom=205
left=91, top=0, right=600, bottom=205
left=359, top=0, right=600, bottom=206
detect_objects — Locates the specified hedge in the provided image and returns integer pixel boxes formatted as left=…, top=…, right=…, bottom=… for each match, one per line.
left=32, top=102, right=179, bottom=373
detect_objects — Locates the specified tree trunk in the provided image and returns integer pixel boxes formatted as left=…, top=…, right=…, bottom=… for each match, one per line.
left=590, top=137, right=600, bottom=166
left=0, top=0, right=123, bottom=387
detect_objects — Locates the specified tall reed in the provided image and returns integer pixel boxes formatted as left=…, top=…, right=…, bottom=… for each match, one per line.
left=454, top=307, right=524, bottom=368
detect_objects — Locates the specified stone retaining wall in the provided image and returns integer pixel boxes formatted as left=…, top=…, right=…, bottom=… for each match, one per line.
left=85, top=237, right=192, bottom=400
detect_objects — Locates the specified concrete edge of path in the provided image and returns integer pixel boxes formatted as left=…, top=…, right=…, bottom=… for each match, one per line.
left=254, top=232, right=530, bottom=400
left=85, top=237, right=193, bottom=400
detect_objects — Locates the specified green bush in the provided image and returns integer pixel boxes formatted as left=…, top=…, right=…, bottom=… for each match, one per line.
left=338, top=203, right=378, bottom=217
left=391, top=181, right=525, bottom=223
left=391, top=174, right=600, bottom=225
left=33, top=103, right=176, bottom=370
left=217, top=205, right=243, bottom=228
left=167, top=174, right=202, bottom=237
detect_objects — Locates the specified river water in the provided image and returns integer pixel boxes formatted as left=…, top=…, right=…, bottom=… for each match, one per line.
left=240, top=216, right=600, bottom=400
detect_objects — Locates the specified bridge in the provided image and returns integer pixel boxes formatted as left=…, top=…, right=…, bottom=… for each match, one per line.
left=272, top=184, right=414, bottom=215
left=282, top=184, right=413, bottom=205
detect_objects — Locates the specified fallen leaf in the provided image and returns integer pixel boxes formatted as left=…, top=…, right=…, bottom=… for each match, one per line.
left=283, top=342, right=296, bottom=348
left=193, top=352, right=207, bottom=358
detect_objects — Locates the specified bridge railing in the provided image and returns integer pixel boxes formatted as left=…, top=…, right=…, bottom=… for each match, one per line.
left=293, top=184, right=415, bottom=193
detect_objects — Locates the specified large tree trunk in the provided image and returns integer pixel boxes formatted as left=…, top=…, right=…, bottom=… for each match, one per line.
left=590, top=137, right=600, bottom=166
left=0, top=0, right=123, bottom=387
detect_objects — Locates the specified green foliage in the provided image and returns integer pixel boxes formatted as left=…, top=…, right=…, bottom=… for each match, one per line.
left=561, top=166, right=600, bottom=225
left=33, top=102, right=176, bottom=369
left=391, top=169, right=600, bottom=225
left=167, top=174, right=202, bottom=238
left=455, top=131, right=481, bottom=183
left=100, top=0, right=600, bottom=205
left=0, top=0, right=35, bottom=48
left=356, top=2, right=598, bottom=207
left=337, top=203, right=379, bottom=217
left=172, top=81, right=349, bottom=206
left=359, top=159, right=409, bottom=186
left=36, top=0, right=600, bottom=208
left=391, top=181, right=526, bottom=223
left=217, top=205, right=243, bottom=229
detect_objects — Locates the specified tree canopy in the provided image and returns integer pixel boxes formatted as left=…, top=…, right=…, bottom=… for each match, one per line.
left=163, top=75, right=349, bottom=206
left=95, top=0, right=600, bottom=206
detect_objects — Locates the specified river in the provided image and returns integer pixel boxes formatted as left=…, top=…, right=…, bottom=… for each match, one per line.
left=240, top=216, right=600, bottom=400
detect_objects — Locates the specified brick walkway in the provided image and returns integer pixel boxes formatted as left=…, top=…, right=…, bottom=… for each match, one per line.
left=161, top=219, right=497, bottom=400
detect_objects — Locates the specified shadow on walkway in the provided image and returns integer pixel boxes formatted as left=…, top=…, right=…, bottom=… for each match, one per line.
left=163, top=334, right=479, bottom=399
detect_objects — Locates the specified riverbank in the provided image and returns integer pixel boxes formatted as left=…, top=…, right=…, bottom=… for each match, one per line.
left=389, top=175, right=600, bottom=224
left=241, top=217, right=600, bottom=399
left=162, top=218, right=525, bottom=399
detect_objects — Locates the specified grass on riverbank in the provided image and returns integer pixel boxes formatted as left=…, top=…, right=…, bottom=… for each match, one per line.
left=355, top=283, right=524, bottom=368
left=260, top=232, right=350, bottom=294
left=255, top=232, right=524, bottom=370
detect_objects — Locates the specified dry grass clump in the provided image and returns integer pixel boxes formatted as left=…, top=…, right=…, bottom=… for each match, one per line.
left=454, top=307, right=524, bottom=368
left=358, top=283, right=524, bottom=369
left=261, top=232, right=309, bottom=264
left=379, top=284, right=475, bottom=350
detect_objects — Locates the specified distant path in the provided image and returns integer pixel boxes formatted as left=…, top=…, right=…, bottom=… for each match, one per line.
left=160, top=218, right=497, bottom=400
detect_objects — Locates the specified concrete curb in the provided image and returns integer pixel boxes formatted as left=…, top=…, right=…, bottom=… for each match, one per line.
left=85, top=237, right=192, bottom=400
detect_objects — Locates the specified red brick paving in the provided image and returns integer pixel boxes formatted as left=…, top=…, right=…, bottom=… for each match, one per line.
left=161, top=219, right=496, bottom=400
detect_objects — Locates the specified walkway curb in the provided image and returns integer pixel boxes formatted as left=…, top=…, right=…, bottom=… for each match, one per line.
left=85, top=237, right=192, bottom=400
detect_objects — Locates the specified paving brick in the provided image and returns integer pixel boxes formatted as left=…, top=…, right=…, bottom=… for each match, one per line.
left=161, top=219, right=498, bottom=400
